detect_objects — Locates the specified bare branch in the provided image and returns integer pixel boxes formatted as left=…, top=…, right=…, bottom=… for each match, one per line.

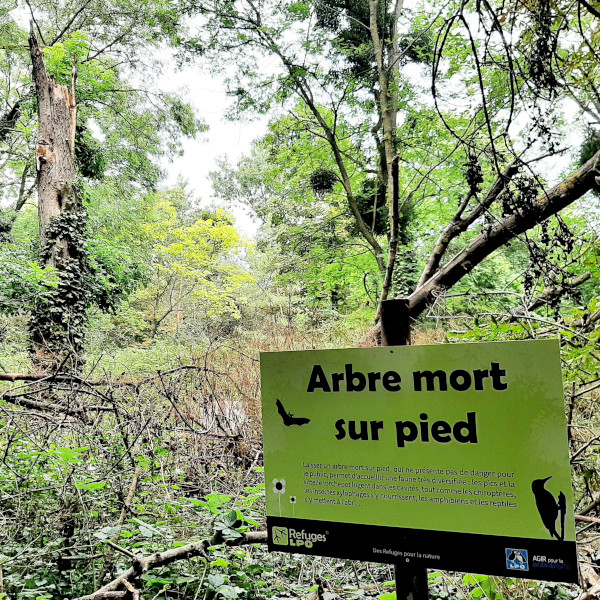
left=49, top=0, right=95, bottom=46
left=15, top=164, right=32, bottom=212
left=578, top=0, right=600, bottom=19
left=526, top=272, right=592, bottom=312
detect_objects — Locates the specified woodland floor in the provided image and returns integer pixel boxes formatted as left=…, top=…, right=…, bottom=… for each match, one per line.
left=0, top=319, right=598, bottom=600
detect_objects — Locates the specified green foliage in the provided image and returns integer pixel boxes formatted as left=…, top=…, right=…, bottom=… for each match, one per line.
left=84, top=182, right=155, bottom=307
left=314, top=0, right=389, bottom=82
left=212, top=106, right=383, bottom=326
left=43, top=31, right=119, bottom=101
left=37, top=28, right=205, bottom=192
left=1, top=0, right=600, bottom=595
left=397, top=19, right=435, bottom=65
left=169, top=97, right=201, bottom=137
left=0, top=244, right=57, bottom=314
left=85, top=187, right=255, bottom=344
left=29, top=206, right=90, bottom=367
left=355, top=178, right=388, bottom=236
left=75, top=125, right=106, bottom=179
left=24, top=181, right=154, bottom=365
left=579, top=130, right=600, bottom=166
left=463, top=574, right=500, bottom=600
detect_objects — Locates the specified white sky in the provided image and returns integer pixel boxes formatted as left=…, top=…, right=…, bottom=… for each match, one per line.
left=160, top=67, right=267, bottom=235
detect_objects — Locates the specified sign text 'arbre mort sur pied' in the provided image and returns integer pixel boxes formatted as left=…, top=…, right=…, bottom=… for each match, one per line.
left=260, top=339, right=578, bottom=583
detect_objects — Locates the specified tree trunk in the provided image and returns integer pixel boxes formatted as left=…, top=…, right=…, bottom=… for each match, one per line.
left=369, top=0, right=405, bottom=306
left=29, top=24, right=87, bottom=372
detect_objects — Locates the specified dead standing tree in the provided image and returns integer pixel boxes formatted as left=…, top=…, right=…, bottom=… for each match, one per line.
left=29, top=24, right=88, bottom=372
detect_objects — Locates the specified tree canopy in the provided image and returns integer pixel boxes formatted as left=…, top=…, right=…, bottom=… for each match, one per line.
left=2, top=1, right=600, bottom=597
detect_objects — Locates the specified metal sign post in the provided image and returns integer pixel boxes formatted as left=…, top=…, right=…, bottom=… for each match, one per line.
left=380, top=298, right=429, bottom=600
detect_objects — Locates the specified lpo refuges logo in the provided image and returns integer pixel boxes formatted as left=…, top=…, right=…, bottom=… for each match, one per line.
left=506, top=548, right=529, bottom=571
left=272, top=526, right=327, bottom=548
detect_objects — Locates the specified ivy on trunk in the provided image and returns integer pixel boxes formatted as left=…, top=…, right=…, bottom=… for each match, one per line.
left=28, top=25, right=88, bottom=372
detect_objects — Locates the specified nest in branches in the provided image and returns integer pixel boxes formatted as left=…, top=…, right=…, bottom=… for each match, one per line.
left=309, top=168, right=338, bottom=196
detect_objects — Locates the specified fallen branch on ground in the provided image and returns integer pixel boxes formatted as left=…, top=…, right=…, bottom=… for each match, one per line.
left=73, top=531, right=268, bottom=600
left=576, top=514, right=600, bottom=525
left=97, top=467, right=142, bottom=584
left=0, top=365, right=213, bottom=386
left=578, top=495, right=600, bottom=516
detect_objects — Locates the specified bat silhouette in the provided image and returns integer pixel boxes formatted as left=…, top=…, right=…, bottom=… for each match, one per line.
left=276, top=399, right=310, bottom=426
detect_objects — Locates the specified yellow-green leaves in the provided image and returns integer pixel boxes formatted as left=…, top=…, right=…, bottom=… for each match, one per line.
left=135, top=191, right=254, bottom=332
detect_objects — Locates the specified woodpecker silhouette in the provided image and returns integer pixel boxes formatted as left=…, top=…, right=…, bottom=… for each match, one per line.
left=531, top=476, right=566, bottom=541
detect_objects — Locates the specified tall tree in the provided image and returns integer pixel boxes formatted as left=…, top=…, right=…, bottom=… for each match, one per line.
left=185, top=0, right=392, bottom=271
left=28, top=25, right=84, bottom=369
left=0, top=1, right=204, bottom=369
left=194, top=0, right=600, bottom=330
left=211, top=113, right=384, bottom=318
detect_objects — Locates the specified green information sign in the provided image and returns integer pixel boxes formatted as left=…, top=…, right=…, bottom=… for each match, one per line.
left=260, top=339, right=578, bottom=583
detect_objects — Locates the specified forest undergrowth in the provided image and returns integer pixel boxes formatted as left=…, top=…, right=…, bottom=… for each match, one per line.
left=0, top=312, right=599, bottom=600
